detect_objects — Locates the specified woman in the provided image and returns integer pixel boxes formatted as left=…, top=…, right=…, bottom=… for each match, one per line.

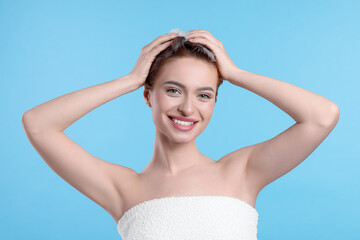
left=22, top=29, right=340, bottom=239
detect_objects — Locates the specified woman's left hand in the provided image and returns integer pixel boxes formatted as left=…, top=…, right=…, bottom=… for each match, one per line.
left=186, top=29, right=240, bottom=82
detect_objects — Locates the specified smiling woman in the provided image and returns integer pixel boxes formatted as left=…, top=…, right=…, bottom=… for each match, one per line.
left=116, top=29, right=264, bottom=239
left=22, top=28, right=339, bottom=240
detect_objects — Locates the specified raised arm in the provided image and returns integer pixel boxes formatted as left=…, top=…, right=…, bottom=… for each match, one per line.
left=22, top=75, right=140, bottom=133
left=222, top=68, right=340, bottom=196
left=21, top=75, right=141, bottom=222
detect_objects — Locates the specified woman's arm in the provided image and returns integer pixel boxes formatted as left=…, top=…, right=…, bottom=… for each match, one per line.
left=228, top=68, right=339, bottom=126
left=21, top=74, right=142, bottom=223
left=223, top=68, right=339, bottom=194
left=22, top=74, right=140, bottom=132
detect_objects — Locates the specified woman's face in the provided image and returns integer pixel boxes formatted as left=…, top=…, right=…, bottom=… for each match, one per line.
left=144, top=57, right=218, bottom=143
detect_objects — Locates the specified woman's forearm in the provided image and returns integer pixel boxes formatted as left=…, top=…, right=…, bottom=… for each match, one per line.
left=228, top=68, right=339, bottom=126
left=22, top=74, right=140, bottom=133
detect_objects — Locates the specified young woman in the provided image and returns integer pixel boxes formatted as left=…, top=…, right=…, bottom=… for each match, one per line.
left=22, top=29, right=339, bottom=240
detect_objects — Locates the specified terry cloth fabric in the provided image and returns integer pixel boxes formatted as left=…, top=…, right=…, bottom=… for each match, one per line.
left=117, top=195, right=259, bottom=240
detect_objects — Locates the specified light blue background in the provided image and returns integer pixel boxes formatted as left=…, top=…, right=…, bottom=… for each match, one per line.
left=1, top=0, right=358, bottom=239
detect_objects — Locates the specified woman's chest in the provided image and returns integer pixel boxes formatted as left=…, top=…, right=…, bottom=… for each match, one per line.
left=120, top=161, right=253, bottom=216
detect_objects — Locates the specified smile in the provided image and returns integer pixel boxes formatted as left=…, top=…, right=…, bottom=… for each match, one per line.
left=170, top=117, right=195, bottom=125
left=168, top=116, right=199, bottom=131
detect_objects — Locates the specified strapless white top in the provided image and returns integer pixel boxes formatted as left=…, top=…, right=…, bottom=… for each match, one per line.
left=117, top=195, right=259, bottom=240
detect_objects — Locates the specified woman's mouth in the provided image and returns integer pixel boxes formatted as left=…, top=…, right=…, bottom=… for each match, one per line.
left=168, top=116, right=199, bottom=131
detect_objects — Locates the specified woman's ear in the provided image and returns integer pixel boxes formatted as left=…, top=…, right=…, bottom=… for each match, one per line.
left=143, top=88, right=152, bottom=108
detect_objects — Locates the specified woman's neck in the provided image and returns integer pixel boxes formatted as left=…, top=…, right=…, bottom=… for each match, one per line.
left=146, top=130, right=208, bottom=176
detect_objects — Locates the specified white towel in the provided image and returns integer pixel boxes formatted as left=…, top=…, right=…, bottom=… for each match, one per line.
left=117, top=195, right=259, bottom=240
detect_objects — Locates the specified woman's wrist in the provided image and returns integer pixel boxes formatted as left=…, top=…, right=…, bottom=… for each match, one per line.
left=124, top=73, right=144, bottom=91
left=115, top=74, right=143, bottom=92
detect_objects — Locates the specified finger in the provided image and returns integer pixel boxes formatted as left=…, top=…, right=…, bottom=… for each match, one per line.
left=188, top=37, right=219, bottom=57
left=187, top=32, right=218, bottom=45
left=146, top=33, right=177, bottom=50
left=188, top=30, right=211, bottom=36
left=188, top=29, right=202, bottom=33
left=151, top=40, right=173, bottom=55
left=188, top=34, right=218, bottom=48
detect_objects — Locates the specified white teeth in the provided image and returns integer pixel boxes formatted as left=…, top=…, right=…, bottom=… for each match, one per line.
left=171, top=117, right=195, bottom=126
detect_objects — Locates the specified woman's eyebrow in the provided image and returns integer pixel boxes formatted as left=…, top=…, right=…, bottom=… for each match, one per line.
left=163, top=80, right=215, bottom=92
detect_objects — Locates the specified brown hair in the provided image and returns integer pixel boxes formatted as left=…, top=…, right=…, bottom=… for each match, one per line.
left=144, top=36, right=224, bottom=102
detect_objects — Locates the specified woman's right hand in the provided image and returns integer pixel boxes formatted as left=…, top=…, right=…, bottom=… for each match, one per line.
left=129, top=32, right=178, bottom=89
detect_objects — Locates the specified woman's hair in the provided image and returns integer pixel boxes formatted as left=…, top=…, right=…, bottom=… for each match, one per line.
left=145, top=36, right=224, bottom=102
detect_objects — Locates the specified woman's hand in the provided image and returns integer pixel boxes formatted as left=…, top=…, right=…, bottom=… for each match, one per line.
left=129, top=32, right=178, bottom=89
left=186, top=29, right=240, bottom=83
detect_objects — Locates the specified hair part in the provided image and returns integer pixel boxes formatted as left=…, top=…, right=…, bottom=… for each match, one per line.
left=145, top=36, right=224, bottom=103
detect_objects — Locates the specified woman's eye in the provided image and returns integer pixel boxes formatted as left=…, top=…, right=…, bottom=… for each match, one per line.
left=167, top=89, right=180, bottom=94
left=200, top=94, right=211, bottom=99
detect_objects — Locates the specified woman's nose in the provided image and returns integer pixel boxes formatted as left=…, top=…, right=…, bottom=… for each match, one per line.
left=178, top=96, right=195, bottom=115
